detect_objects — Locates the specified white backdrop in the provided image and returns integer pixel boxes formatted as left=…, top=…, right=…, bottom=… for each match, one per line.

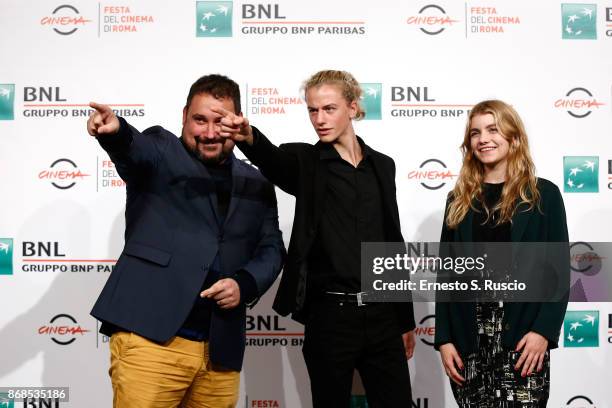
left=1, top=0, right=611, bottom=407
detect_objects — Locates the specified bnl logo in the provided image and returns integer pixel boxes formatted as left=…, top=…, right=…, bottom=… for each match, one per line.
left=360, top=83, right=382, bottom=120
left=0, top=84, right=15, bottom=120
left=0, top=238, right=13, bottom=275
left=562, top=4, right=597, bottom=39
left=0, top=393, right=14, bottom=408
left=563, top=156, right=599, bottom=193
left=196, top=1, right=232, bottom=37
left=564, top=310, right=599, bottom=347
left=0, top=394, right=61, bottom=408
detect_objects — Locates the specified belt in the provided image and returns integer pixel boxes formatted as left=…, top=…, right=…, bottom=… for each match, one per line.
left=323, top=291, right=369, bottom=306
left=176, top=327, right=207, bottom=342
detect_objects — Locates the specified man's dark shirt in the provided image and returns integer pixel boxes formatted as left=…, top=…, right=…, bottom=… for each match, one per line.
left=177, top=156, right=257, bottom=340
left=307, top=141, right=386, bottom=294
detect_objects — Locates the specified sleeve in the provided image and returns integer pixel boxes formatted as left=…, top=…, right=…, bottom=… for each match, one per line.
left=235, top=182, right=286, bottom=308
left=530, top=185, right=570, bottom=349
left=236, top=126, right=300, bottom=195
left=233, top=270, right=259, bottom=306
left=96, top=117, right=169, bottom=182
left=389, top=157, right=417, bottom=333
left=434, top=194, right=454, bottom=350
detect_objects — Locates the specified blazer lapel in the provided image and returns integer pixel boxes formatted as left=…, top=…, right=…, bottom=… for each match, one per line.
left=224, top=154, right=245, bottom=227
left=457, top=207, right=475, bottom=257
left=182, top=147, right=220, bottom=231
left=369, top=152, right=399, bottom=234
left=511, top=201, right=531, bottom=243
left=458, top=207, right=474, bottom=242
left=312, top=145, right=329, bottom=228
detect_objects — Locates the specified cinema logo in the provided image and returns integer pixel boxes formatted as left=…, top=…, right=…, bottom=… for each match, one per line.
left=20, top=85, right=146, bottom=118
left=608, top=159, right=612, bottom=190
left=467, top=5, right=521, bottom=34
left=608, top=313, right=612, bottom=344
left=239, top=2, right=366, bottom=36
left=245, top=314, right=303, bottom=347
left=406, top=4, right=459, bottom=35
left=555, top=87, right=604, bottom=118
left=247, top=85, right=302, bottom=115
left=416, top=314, right=435, bottom=346
left=408, top=159, right=457, bottom=190
left=38, top=159, right=90, bottom=190
left=101, top=6, right=154, bottom=34
left=565, top=395, right=597, bottom=407
left=38, top=314, right=90, bottom=345
left=570, top=242, right=605, bottom=275
left=389, top=86, right=471, bottom=119
left=40, top=5, right=92, bottom=35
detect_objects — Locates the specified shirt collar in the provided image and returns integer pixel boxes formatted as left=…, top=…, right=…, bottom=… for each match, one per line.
left=319, top=136, right=372, bottom=161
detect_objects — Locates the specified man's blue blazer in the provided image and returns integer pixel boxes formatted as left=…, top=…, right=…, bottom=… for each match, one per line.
left=91, top=118, right=285, bottom=370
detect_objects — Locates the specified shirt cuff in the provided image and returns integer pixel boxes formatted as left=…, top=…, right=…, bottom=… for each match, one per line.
left=97, top=116, right=133, bottom=152
left=233, top=270, right=258, bottom=305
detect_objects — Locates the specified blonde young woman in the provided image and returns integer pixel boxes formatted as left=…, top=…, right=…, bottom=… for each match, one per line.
left=434, top=100, right=569, bottom=407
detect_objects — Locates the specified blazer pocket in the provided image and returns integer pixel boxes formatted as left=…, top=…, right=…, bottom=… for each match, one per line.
left=123, top=242, right=172, bottom=266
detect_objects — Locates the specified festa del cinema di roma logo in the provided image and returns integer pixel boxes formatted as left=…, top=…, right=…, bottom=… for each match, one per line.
left=40, top=4, right=92, bottom=35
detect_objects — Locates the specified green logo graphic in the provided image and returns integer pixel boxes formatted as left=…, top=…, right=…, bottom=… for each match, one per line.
left=0, top=392, right=15, bottom=408
left=350, top=396, right=369, bottom=408
left=564, top=310, right=599, bottom=347
left=0, top=84, right=15, bottom=120
left=196, top=1, right=232, bottom=37
left=562, top=4, right=597, bottom=39
left=563, top=156, right=599, bottom=193
left=360, top=83, right=382, bottom=120
left=0, top=238, right=13, bottom=275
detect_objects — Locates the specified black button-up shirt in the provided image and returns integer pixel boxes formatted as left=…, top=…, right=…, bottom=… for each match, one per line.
left=308, top=140, right=386, bottom=293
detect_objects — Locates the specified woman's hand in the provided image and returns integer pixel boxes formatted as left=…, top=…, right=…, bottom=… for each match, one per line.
left=515, top=331, right=548, bottom=377
left=439, top=343, right=465, bottom=385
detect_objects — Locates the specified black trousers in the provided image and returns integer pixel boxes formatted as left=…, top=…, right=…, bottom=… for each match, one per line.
left=302, top=298, right=412, bottom=408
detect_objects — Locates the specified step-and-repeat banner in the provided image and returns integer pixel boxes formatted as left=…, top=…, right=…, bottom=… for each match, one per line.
left=1, top=0, right=611, bottom=407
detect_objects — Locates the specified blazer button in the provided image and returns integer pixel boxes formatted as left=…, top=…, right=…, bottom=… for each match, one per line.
left=504, top=323, right=511, bottom=331
left=202, top=264, right=209, bottom=271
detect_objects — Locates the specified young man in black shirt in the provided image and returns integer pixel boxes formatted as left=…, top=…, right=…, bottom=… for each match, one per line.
left=216, top=70, right=415, bottom=407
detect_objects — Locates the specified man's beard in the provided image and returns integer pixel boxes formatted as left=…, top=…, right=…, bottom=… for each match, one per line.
left=195, top=142, right=227, bottom=164
left=181, top=132, right=228, bottom=164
